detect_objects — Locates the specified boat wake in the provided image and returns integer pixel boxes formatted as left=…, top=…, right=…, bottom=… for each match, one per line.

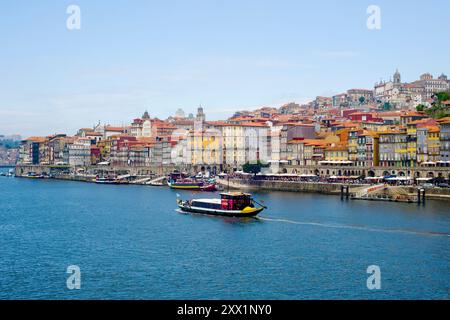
left=258, top=216, right=450, bottom=238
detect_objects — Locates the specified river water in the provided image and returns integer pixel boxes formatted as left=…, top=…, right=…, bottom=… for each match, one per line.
left=0, top=171, right=449, bottom=299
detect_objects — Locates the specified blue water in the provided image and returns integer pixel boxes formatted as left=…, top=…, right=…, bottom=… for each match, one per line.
left=0, top=171, right=449, bottom=299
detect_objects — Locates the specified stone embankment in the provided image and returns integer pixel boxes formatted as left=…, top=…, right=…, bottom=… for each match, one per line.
left=217, top=178, right=450, bottom=201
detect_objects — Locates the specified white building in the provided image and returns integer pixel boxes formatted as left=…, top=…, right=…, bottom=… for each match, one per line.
left=68, top=138, right=91, bottom=166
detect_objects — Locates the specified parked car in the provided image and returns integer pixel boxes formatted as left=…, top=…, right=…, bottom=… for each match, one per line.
left=437, top=183, right=449, bottom=188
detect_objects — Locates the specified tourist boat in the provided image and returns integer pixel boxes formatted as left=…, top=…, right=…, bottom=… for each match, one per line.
left=94, top=176, right=128, bottom=184
left=176, top=192, right=266, bottom=217
left=168, top=178, right=217, bottom=191
left=25, top=172, right=41, bottom=179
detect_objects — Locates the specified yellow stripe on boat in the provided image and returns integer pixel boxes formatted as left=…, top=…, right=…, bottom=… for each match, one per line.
left=170, top=185, right=201, bottom=189
left=241, top=206, right=260, bottom=214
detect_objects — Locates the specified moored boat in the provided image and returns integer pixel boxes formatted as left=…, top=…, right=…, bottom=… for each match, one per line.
left=176, top=192, right=266, bottom=217
left=94, top=176, right=128, bottom=184
left=168, top=178, right=217, bottom=191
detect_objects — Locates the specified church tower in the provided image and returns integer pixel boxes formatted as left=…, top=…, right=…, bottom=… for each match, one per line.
left=196, top=106, right=206, bottom=123
left=142, top=110, right=150, bottom=120
left=393, top=69, right=401, bottom=84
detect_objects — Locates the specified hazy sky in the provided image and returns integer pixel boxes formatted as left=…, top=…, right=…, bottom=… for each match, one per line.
left=1, top=0, right=449, bottom=137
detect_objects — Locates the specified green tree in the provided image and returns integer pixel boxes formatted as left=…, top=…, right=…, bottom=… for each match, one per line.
left=434, top=92, right=450, bottom=103
left=425, top=91, right=450, bottom=119
left=381, top=102, right=392, bottom=111
left=242, top=161, right=269, bottom=175
left=359, top=96, right=366, bottom=105
left=416, top=104, right=426, bottom=112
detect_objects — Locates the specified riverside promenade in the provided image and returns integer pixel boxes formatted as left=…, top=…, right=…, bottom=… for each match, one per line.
left=13, top=164, right=450, bottom=201
left=216, top=177, right=450, bottom=201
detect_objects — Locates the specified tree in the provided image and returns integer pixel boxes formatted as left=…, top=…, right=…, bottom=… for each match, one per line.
left=381, top=102, right=392, bottom=111
left=434, top=91, right=450, bottom=103
left=416, top=104, right=426, bottom=112
left=359, top=96, right=366, bottom=105
left=242, top=161, right=269, bottom=175
left=425, top=91, right=450, bottom=119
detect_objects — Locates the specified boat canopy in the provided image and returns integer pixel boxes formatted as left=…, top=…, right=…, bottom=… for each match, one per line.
left=220, top=192, right=251, bottom=199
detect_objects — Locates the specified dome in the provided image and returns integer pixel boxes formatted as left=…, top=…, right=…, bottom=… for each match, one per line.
left=142, top=111, right=150, bottom=119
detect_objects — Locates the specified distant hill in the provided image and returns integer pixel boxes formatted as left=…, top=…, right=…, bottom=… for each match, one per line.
left=0, top=135, right=21, bottom=149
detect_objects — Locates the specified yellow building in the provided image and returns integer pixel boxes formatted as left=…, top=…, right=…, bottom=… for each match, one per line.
left=325, top=144, right=349, bottom=162
left=406, top=122, right=418, bottom=167
left=187, top=128, right=222, bottom=165
left=427, top=126, right=441, bottom=162
left=417, top=125, right=440, bottom=163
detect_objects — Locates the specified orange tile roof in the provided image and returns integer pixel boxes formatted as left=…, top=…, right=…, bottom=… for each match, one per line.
left=25, top=136, right=47, bottom=143
left=401, top=111, right=425, bottom=117
left=240, top=122, right=269, bottom=127
left=437, top=117, right=450, bottom=124
left=105, top=126, right=127, bottom=131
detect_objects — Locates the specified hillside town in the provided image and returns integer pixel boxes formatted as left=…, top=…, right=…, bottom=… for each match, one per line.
left=15, top=71, right=450, bottom=179
left=0, top=135, right=21, bottom=166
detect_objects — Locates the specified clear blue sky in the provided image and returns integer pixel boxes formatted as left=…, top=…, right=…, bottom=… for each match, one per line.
left=1, top=0, right=449, bottom=136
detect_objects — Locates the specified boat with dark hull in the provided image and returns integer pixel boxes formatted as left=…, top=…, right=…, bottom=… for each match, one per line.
left=94, top=176, right=129, bottom=185
left=177, top=192, right=266, bottom=217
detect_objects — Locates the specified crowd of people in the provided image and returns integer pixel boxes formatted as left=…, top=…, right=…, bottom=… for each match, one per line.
left=223, top=172, right=447, bottom=187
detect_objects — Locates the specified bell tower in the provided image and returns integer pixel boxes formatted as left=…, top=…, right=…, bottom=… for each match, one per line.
left=393, top=69, right=401, bottom=84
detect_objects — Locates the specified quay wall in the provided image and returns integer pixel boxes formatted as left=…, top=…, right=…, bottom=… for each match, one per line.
left=217, top=178, right=450, bottom=200
left=14, top=165, right=450, bottom=200
left=217, top=178, right=351, bottom=195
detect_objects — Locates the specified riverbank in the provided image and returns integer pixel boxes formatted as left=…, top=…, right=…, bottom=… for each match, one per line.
left=11, top=164, right=450, bottom=201
left=217, top=178, right=450, bottom=201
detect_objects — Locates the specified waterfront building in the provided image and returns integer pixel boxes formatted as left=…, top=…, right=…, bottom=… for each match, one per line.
left=406, top=122, right=418, bottom=167
left=109, top=135, right=138, bottom=166
left=438, top=117, right=450, bottom=162
left=301, top=139, right=327, bottom=166
left=287, top=139, right=305, bottom=166
left=324, top=144, right=349, bottom=162
left=356, top=131, right=379, bottom=167
left=38, top=137, right=51, bottom=165
left=48, top=134, right=69, bottom=164
left=187, top=128, right=222, bottom=166
left=90, top=145, right=101, bottom=165
left=378, top=129, right=408, bottom=167
left=67, top=138, right=91, bottom=166
left=18, top=137, right=47, bottom=165
left=347, top=129, right=361, bottom=163
left=417, top=126, right=440, bottom=164
left=221, top=123, right=270, bottom=169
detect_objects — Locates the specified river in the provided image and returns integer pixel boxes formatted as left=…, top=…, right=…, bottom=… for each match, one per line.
left=0, top=170, right=449, bottom=299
